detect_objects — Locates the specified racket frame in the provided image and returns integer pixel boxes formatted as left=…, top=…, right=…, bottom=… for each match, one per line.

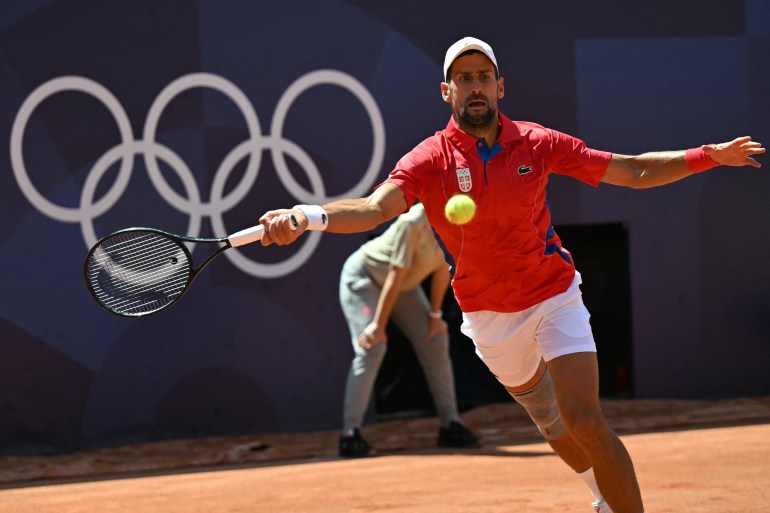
left=83, top=227, right=234, bottom=318
left=84, top=218, right=291, bottom=318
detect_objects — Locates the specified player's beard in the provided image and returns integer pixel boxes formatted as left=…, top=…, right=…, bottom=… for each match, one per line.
left=453, top=94, right=497, bottom=134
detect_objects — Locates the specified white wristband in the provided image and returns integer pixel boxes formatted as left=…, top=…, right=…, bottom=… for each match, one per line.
left=293, top=204, right=329, bottom=231
left=429, top=310, right=443, bottom=319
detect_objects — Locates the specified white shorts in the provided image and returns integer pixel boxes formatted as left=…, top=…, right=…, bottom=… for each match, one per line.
left=460, top=272, right=596, bottom=387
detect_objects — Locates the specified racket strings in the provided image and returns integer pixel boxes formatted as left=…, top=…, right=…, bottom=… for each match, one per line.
left=95, top=237, right=183, bottom=285
left=89, top=242, right=187, bottom=312
left=86, top=232, right=191, bottom=315
left=92, top=248, right=187, bottom=307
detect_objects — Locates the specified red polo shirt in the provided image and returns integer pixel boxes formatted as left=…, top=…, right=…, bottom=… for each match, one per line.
left=383, top=113, right=611, bottom=313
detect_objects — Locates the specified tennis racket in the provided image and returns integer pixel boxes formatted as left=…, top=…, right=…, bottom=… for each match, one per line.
left=84, top=218, right=296, bottom=317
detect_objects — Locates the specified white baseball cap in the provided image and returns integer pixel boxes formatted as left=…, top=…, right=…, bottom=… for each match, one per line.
left=443, top=36, right=498, bottom=81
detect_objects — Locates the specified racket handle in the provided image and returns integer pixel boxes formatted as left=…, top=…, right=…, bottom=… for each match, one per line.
left=227, top=215, right=299, bottom=247
left=228, top=225, right=264, bottom=247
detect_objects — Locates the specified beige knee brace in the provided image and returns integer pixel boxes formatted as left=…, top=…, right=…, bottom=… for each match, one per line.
left=509, top=368, right=567, bottom=440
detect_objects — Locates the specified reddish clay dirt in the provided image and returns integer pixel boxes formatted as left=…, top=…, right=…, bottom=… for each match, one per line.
left=1, top=397, right=769, bottom=513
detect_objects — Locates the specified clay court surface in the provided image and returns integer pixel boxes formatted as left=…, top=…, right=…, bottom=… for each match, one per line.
left=1, top=397, right=769, bottom=513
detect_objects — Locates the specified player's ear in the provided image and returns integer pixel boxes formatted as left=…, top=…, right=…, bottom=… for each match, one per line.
left=497, top=76, right=504, bottom=99
left=441, top=82, right=451, bottom=103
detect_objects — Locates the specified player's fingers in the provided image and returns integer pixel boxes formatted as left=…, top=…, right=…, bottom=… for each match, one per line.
left=259, top=218, right=275, bottom=246
left=261, top=217, right=282, bottom=246
left=739, top=141, right=764, bottom=154
left=746, top=157, right=761, bottom=168
left=259, top=211, right=282, bottom=245
left=275, top=214, right=300, bottom=245
left=262, top=215, right=288, bottom=245
left=732, top=135, right=752, bottom=145
left=259, top=210, right=282, bottom=224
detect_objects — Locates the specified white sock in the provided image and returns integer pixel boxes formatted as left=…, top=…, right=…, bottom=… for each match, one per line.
left=576, top=468, right=645, bottom=512
left=576, top=467, right=604, bottom=501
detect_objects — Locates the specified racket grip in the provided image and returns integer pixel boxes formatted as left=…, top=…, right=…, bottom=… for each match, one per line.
left=228, top=225, right=264, bottom=247
left=227, top=215, right=298, bottom=247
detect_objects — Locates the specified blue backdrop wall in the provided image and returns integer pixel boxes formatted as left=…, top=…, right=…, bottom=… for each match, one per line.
left=1, top=0, right=768, bottom=454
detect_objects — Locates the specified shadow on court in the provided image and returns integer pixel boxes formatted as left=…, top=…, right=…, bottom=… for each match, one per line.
left=0, top=395, right=769, bottom=491
left=0, top=420, right=769, bottom=513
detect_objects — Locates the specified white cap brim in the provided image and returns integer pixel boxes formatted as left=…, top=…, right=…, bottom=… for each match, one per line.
left=443, top=36, right=498, bottom=81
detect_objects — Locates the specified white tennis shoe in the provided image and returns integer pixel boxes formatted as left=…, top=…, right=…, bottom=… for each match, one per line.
left=592, top=499, right=613, bottom=513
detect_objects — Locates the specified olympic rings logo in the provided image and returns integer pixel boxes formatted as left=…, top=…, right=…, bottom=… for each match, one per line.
left=10, top=71, right=386, bottom=278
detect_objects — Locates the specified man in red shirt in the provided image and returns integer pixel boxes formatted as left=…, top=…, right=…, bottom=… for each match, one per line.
left=260, top=37, right=765, bottom=513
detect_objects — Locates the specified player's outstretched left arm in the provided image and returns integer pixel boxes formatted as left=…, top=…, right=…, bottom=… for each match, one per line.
left=259, top=182, right=408, bottom=246
left=602, top=136, right=765, bottom=189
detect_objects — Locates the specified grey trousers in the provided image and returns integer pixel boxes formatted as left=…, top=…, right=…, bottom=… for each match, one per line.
left=339, top=250, right=459, bottom=430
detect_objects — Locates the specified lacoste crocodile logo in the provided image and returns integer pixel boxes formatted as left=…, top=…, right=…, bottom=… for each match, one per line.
left=518, top=165, right=533, bottom=175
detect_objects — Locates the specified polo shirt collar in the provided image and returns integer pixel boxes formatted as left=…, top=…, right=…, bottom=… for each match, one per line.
left=445, top=112, right=523, bottom=152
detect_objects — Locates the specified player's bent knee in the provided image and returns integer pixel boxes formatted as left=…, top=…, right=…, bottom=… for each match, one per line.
left=560, top=408, right=608, bottom=443
left=509, top=368, right=567, bottom=440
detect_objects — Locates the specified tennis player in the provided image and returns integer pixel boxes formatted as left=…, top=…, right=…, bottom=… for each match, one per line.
left=259, top=37, right=765, bottom=513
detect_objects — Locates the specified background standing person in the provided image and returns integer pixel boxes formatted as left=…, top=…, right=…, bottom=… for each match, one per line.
left=338, top=202, right=480, bottom=457
left=259, top=37, right=765, bottom=513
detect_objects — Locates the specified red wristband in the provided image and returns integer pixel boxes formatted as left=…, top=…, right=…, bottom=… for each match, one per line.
left=685, top=147, right=719, bottom=173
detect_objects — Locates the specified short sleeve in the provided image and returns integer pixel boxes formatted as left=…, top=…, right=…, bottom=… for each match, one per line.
left=546, top=129, right=611, bottom=186
left=376, top=138, right=437, bottom=209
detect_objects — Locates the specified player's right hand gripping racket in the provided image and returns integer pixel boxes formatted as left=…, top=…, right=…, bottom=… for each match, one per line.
left=84, top=219, right=294, bottom=318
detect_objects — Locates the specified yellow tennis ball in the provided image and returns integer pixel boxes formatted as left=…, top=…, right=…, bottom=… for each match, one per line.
left=444, top=194, right=476, bottom=225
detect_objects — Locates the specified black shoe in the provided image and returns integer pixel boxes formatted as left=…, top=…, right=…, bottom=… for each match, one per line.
left=438, top=420, right=482, bottom=448
left=339, top=428, right=377, bottom=458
